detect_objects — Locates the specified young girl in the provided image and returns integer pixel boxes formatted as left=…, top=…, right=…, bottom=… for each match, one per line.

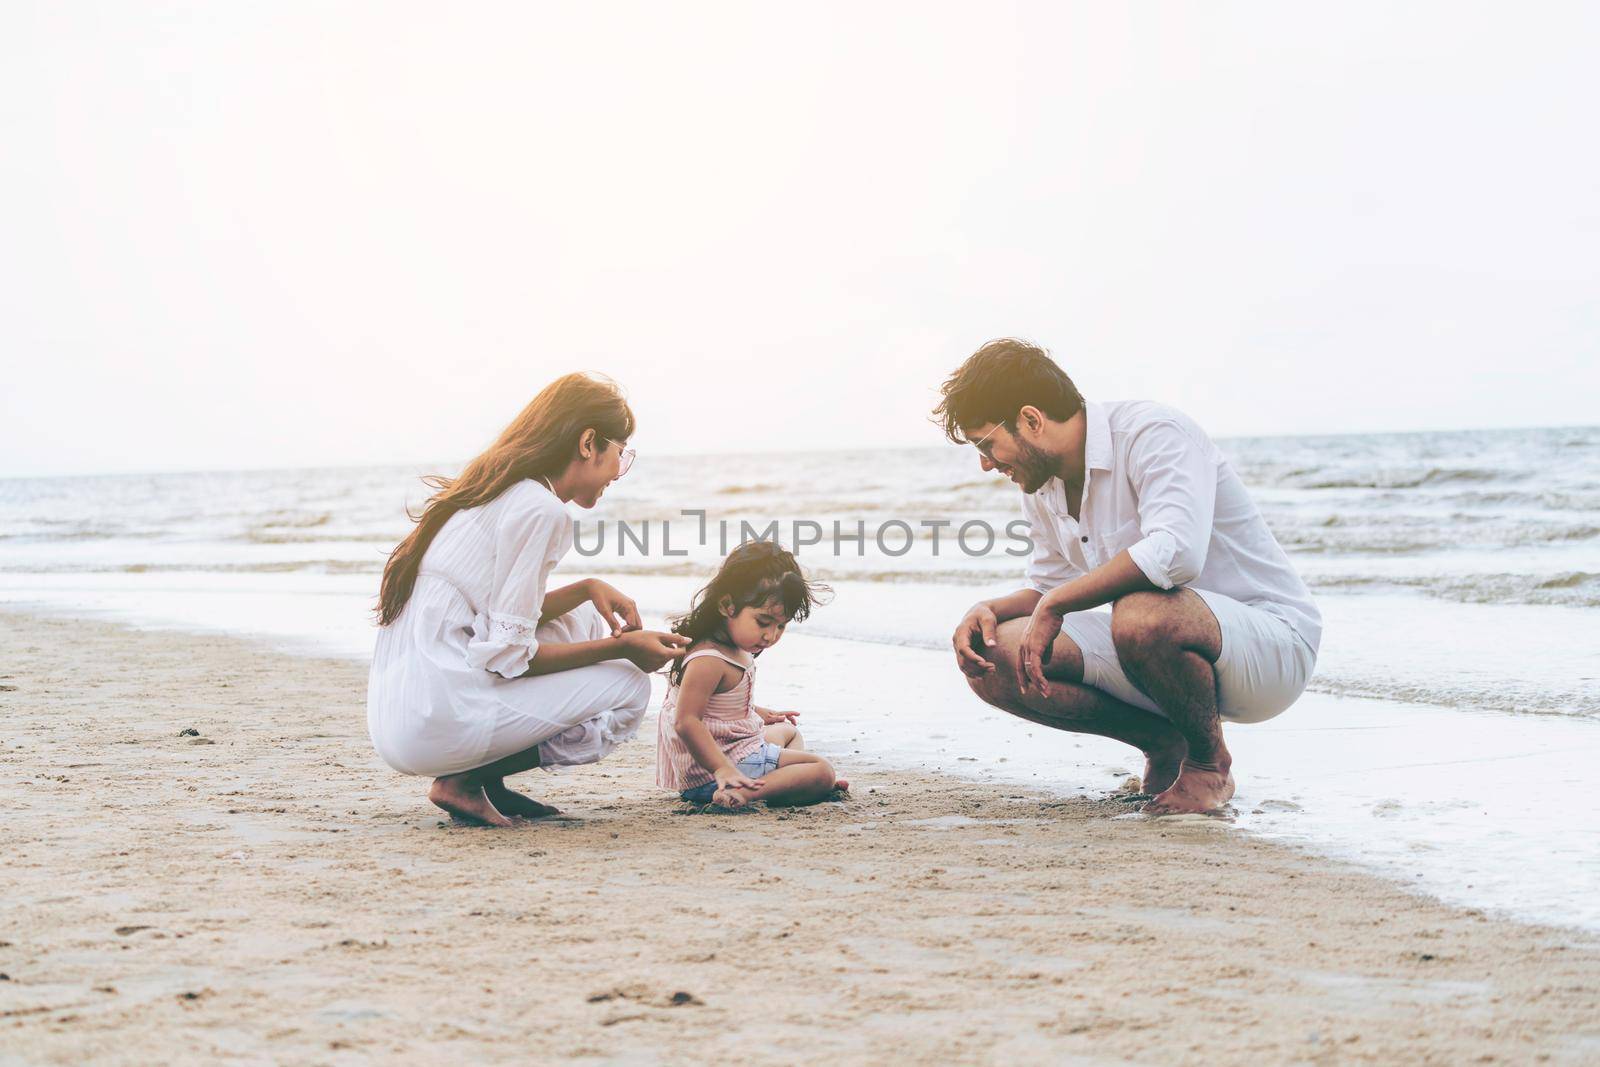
left=656, top=541, right=846, bottom=809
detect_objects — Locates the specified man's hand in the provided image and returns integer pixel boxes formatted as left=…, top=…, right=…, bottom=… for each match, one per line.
left=587, top=580, right=642, bottom=636
left=953, top=603, right=999, bottom=677
left=1019, top=600, right=1065, bottom=695
left=618, top=630, right=690, bottom=671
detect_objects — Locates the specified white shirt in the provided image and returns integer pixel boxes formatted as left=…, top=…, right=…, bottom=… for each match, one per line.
left=1021, top=400, right=1322, bottom=654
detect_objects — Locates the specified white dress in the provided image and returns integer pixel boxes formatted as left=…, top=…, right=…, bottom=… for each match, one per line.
left=367, top=478, right=652, bottom=778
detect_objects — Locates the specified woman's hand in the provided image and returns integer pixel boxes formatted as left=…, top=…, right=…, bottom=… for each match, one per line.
left=587, top=580, right=642, bottom=636
left=1019, top=599, right=1065, bottom=695
left=618, top=630, right=690, bottom=671
left=757, top=708, right=800, bottom=726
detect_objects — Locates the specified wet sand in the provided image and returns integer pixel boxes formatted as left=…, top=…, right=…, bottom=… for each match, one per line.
left=2, top=608, right=1598, bottom=1064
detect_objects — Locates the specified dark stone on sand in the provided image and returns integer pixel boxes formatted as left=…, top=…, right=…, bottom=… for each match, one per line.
left=114, top=925, right=152, bottom=936
left=669, top=991, right=701, bottom=1006
left=177, top=728, right=199, bottom=737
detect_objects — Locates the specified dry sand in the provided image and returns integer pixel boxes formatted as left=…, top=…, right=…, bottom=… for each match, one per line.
left=2, top=608, right=1597, bottom=1065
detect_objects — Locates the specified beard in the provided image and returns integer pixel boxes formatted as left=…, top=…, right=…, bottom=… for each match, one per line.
left=1011, top=437, right=1058, bottom=495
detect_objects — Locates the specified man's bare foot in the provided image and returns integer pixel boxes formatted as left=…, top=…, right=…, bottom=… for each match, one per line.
left=485, top=781, right=561, bottom=819
left=428, top=777, right=514, bottom=827
left=1141, top=743, right=1187, bottom=796
left=1142, top=759, right=1235, bottom=816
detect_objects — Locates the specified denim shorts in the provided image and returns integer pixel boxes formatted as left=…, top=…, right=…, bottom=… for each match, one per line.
left=680, top=741, right=783, bottom=804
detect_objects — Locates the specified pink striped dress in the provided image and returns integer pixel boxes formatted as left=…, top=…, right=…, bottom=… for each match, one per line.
left=656, top=647, right=764, bottom=791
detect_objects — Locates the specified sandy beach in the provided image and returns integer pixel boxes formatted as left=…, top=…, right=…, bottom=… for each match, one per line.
left=3, top=608, right=1598, bottom=1065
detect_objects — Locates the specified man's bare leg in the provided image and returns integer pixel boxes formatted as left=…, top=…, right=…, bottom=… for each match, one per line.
left=969, top=619, right=1189, bottom=794
left=1111, top=589, right=1234, bottom=815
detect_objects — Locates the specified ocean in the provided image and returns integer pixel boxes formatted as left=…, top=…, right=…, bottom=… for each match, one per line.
left=3, top=425, right=1598, bottom=929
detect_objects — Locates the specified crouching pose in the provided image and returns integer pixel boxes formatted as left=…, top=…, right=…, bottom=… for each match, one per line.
left=368, top=373, right=688, bottom=826
left=936, top=339, right=1322, bottom=814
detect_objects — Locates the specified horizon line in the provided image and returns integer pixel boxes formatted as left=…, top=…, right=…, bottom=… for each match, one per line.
left=3, top=419, right=1595, bottom=483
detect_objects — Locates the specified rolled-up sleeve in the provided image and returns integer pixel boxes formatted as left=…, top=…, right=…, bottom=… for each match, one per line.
left=1124, top=420, right=1216, bottom=590
left=1022, top=491, right=1081, bottom=595
left=464, top=497, right=568, bottom=679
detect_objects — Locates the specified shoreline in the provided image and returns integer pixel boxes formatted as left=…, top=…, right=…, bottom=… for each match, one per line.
left=3, top=607, right=1598, bottom=1063
left=5, top=581, right=1598, bottom=933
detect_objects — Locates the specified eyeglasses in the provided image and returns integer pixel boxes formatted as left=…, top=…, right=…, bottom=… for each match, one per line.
left=615, top=443, right=636, bottom=477
left=967, top=422, right=1005, bottom=459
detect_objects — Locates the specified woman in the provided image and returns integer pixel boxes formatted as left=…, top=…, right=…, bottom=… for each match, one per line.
left=368, top=372, right=688, bottom=826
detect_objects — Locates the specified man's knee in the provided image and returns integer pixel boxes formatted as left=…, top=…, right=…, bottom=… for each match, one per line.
left=963, top=627, right=1026, bottom=707
left=964, top=657, right=1019, bottom=707
left=1111, top=590, right=1187, bottom=661
left=1111, top=589, right=1220, bottom=664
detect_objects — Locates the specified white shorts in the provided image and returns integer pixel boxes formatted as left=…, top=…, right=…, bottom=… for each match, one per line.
left=1057, top=589, right=1317, bottom=724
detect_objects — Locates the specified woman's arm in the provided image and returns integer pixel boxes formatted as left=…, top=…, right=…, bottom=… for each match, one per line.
left=538, top=579, right=593, bottom=624
left=518, top=630, right=688, bottom=677
left=539, top=579, right=641, bottom=634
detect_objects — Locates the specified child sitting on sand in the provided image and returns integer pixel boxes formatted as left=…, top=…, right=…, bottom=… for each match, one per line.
left=656, top=540, right=845, bottom=808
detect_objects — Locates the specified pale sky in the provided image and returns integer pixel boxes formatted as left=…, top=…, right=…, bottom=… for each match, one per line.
left=3, top=2, right=1597, bottom=477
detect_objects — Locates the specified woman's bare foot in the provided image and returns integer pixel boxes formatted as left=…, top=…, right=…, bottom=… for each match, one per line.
left=1142, top=759, right=1235, bottom=816
left=428, top=776, right=514, bottom=827
left=1141, top=742, right=1188, bottom=796
left=485, top=780, right=561, bottom=819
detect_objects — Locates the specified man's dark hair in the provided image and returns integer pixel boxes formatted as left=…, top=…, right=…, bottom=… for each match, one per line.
left=932, top=338, right=1085, bottom=444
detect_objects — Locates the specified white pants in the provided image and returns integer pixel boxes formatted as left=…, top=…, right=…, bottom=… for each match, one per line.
left=369, top=599, right=653, bottom=778
left=1057, top=589, right=1316, bottom=724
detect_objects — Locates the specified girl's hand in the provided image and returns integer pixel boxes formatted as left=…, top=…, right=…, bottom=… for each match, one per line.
left=757, top=708, right=800, bottom=726
left=714, top=765, right=762, bottom=791
left=1019, top=601, right=1065, bottom=695
left=619, top=630, right=690, bottom=671
left=587, top=580, right=642, bottom=636
left=712, top=765, right=763, bottom=807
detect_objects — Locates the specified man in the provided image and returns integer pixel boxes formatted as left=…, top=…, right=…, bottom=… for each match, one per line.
left=936, top=339, right=1321, bottom=814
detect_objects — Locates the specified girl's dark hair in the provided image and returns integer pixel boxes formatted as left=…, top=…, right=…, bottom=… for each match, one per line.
left=667, top=540, right=830, bottom=683
left=932, top=337, right=1084, bottom=444
left=377, top=372, right=635, bottom=626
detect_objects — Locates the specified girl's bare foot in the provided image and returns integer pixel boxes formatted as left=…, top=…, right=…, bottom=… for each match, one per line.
left=1142, top=759, right=1235, bottom=816
left=710, top=784, right=759, bottom=809
left=428, top=776, right=514, bottom=827
left=485, top=780, right=561, bottom=819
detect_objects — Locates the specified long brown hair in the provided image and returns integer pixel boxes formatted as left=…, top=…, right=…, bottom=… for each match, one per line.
left=376, top=372, right=635, bottom=625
